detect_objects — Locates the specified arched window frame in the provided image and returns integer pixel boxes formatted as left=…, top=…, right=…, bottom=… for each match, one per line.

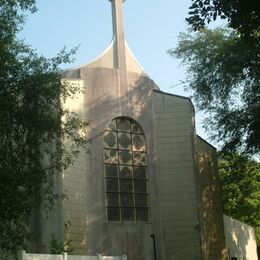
left=103, top=117, right=150, bottom=223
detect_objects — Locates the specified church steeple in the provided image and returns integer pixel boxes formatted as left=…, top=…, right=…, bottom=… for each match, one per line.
left=74, top=0, right=143, bottom=75
left=110, top=0, right=126, bottom=70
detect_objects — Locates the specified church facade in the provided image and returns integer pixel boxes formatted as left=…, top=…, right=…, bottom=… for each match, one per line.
left=37, top=1, right=228, bottom=259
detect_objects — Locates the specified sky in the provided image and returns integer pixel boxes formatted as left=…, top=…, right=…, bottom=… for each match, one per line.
left=19, top=0, right=211, bottom=142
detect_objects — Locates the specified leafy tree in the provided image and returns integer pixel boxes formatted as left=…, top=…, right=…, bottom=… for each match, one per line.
left=186, top=0, right=260, bottom=38
left=0, top=0, right=89, bottom=257
left=169, top=28, right=260, bottom=156
left=218, top=152, right=260, bottom=246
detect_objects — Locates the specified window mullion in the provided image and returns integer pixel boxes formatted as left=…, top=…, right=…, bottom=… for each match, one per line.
left=104, top=118, right=149, bottom=223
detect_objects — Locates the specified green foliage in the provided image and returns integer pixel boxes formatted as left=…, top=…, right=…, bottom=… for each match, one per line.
left=0, top=0, right=37, bottom=44
left=186, top=0, right=260, bottom=39
left=0, top=0, right=89, bottom=256
left=169, top=28, right=260, bottom=156
left=218, top=152, right=260, bottom=245
left=49, top=236, right=74, bottom=254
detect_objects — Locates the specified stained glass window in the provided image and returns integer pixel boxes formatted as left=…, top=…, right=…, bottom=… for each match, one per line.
left=103, top=117, right=150, bottom=222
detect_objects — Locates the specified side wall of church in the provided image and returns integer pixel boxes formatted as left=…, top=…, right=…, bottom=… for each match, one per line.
left=22, top=78, right=86, bottom=254
left=63, top=149, right=89, bottom=254
left=153, top=91, right=203, bottom=260
left=62, top=79, right=89, bottom=254
left=195, top=137, right=228, bottom=260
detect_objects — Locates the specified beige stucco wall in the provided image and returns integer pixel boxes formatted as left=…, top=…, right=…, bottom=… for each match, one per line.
left=63, top=150, right=89, bottom=254
left=153, top=91, right=203, bottom=260
left=48, top=79, right=89, bottom=254
left=195, top=137, right=228, bottom=260
left=61, top=66, right=165, bottom=260
left=62, top=79, right=88, bottom=253
left=224, top=215, right=258, bottom=260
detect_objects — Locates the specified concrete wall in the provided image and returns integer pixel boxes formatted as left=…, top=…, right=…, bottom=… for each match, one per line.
left=61, top=66, right=164, bottom=260
left=153, top=91, right=203, bottom=260
left=63, top=147, right=89, bottom=254
left=27, top=78, right=89, bottom=254
left=195, top=137, right=228, bottom=260
left=82, top=68, right=163, bottom=260
left=61, top=79, right=89, bottom=254
left=223, top=215, right=258, bottom=260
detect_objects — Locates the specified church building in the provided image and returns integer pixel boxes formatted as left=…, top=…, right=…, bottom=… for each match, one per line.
left=38, top=0, right=228, bottom=259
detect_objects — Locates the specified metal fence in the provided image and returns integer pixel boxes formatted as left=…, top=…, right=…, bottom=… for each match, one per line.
left=18, top=251, right=127, bottom=260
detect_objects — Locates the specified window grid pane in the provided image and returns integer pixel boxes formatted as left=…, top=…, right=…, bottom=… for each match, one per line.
left=104, top=131, right=117, bottom=149
left=107, top=207, right=120, bottom=222
left=105, top=164, right=118, bottom=178
left=104, top=117, right=150, bottom=223
left=106, top=193, right=120, bottom=207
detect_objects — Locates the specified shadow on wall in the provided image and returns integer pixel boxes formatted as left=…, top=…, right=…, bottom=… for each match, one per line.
left=86, top=74, right=156, bottom=136
left=223, top=215, right=258, bottom=260
left=195, top=137, right=228, bottom=260
left=63, top=74, right=158, bottom=259
left=86, top=75, right=158, bottom=259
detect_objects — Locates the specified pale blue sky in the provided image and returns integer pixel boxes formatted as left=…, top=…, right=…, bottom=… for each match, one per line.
left=20, top=0, right=213, bottom=142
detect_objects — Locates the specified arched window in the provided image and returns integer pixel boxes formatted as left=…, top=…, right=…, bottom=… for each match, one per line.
left=103, top=117, right=150, bottom=222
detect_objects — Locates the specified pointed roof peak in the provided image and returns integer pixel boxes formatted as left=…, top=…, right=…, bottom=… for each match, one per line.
left=75, top=0, right=143, bottom=74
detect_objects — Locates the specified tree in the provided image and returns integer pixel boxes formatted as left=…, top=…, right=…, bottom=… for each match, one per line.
left=169, top=28, right=260, bottom=156
left=0, top=1, right=89, bottom=257
left=186, top=0, right=260, bottom=39
left=218, top=152, right=260, bottom=246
